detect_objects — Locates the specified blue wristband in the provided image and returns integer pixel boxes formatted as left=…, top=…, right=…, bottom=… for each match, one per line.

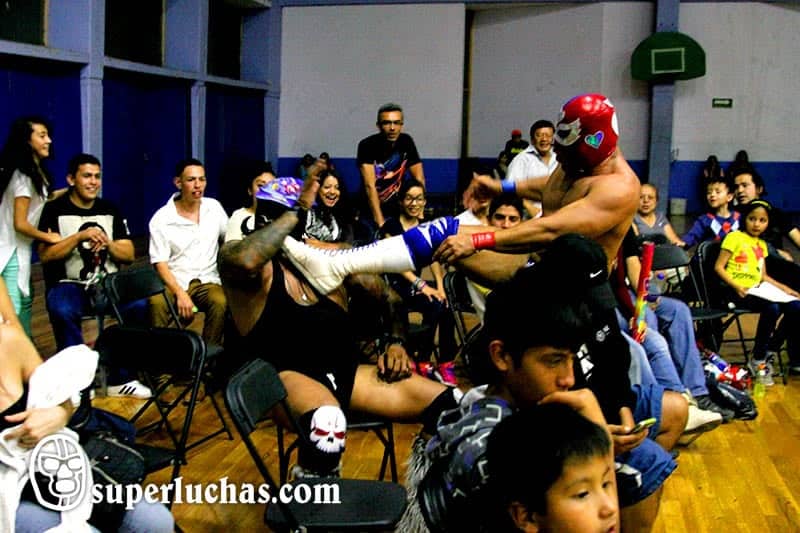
left=501, top=180, right=517, bottom=194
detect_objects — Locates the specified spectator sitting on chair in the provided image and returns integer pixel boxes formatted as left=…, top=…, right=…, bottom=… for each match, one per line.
left=487, top=403, right=617, bottom=533
left=733, top=166, right=800, bottom=274
left=634, top=183, right=682, bottom=245
left=148, top=158, right=228, bottom=346
left=615, top=228, right=734, bottom=424
left=381, top=179, right=457, bottom=385
left=37, top=153, right=150, bottom=398
left=0, top=277, right=174, bottom=533
left=300, top=169, right=355, bottom=249
left=409, top=238, right=676, bottom=533
left=714, top=199, right=800, bottom=384
left=733, top=167, right=800, bottom=372
left=225, top=160, right=275, bottom=242
left=460, top=194, right=525, bottom=322
left=679, top=174, right=740, bottom=249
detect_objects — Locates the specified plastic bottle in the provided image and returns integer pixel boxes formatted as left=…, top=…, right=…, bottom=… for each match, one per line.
left=706, top=352, right=730, bottom=373
left=753, top=364, right=767, bottom=399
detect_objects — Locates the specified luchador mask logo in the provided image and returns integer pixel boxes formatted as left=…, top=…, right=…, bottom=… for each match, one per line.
left=30, top=434, right=90, bottom=511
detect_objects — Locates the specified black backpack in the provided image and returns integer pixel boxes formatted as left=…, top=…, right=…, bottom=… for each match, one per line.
left=705, top=374, right=758, bottom=420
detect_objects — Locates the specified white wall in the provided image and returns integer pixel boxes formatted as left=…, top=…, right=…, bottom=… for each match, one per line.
left=676, top=2, right=800, bottom=162
left=279, top=3, right=465, bottom=159
left=469, top=2, right=652, bottom=159
left=279, top=2, right=800, bottom=168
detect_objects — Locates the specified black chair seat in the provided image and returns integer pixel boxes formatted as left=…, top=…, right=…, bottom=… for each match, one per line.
left=690, top=308, right=728, bottom=321
left=265, top=478, right=407, bottom=531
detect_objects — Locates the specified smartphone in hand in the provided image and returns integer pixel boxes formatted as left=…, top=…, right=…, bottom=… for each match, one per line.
left=627, top=417, right=657, bottom=434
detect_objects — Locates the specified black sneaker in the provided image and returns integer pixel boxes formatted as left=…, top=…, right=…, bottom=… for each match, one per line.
left=695, top=394, right=735, bottom=423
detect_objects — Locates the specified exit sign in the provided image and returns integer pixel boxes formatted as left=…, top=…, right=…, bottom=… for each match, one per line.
left=712, top=98, right=733, bottom=108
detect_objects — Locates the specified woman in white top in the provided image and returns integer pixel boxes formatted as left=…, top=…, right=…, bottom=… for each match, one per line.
left=0, top=116, right=63, bottom=336
left=224, top=160, right=275, bottom=242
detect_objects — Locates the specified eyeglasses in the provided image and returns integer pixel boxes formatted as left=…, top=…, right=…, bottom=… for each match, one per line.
left=404, top=195, right=426, bottom=204
left=379, top=120, right=404, bottom=127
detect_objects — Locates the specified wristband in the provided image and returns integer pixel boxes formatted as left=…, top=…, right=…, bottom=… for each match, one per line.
left=501, top=180, right=517, bottom=194
left=412, top=278, right=428, bottom=292
left=471, top=232, right=496, bottom=250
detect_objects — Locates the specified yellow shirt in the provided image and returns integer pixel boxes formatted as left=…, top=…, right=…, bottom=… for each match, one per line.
left=720, top=231, right=769, bottom=289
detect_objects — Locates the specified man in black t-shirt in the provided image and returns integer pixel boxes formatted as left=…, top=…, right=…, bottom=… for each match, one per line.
left=38, top=153, right=150, bottom=398
left=357, top=102, right=425, bottom=229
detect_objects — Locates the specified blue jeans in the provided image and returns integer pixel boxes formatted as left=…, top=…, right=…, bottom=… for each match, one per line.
left=616, top=384, right=676, bottom=507
left=46, top=282, right=148, bottom=385
left=650, top=296, right=709, bottom=397
left=617, top=309, right=684, bottom=393
left=16, top=499, right=174, bottom=533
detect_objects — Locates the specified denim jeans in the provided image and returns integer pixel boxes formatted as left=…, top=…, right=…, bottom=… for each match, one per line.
left=650, top=296, right=709, bottom=397
left=617, top=309, right=684, bottom=393
left=46, top=281, right=148, bottom=385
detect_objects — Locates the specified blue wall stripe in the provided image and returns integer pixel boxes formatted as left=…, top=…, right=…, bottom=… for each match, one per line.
left=281, top=156, right=800, bottom=216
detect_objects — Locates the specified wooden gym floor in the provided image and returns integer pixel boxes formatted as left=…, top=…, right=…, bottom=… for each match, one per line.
left=28, top=255, right=800, bottom=532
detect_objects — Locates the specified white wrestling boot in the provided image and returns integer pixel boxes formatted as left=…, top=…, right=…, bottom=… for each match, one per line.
left=281, top=236, right=415, bottom=294
left=280, top=216, right=460, bottom=294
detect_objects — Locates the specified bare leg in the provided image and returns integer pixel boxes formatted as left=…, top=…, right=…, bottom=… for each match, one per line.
left=280, top=370, right=340, bottom=415
left=655, top=391, right=688, bottom=451
left=620, top=486, right=662, bottom=533
left=279, top=371, right=346, bottom=476
left=349, top=365, right=448, bottom=419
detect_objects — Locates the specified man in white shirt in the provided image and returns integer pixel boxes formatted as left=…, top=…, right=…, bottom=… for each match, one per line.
left=148, top=158, right=228, bottom=345
left=504, top=119, right=558, bottom=218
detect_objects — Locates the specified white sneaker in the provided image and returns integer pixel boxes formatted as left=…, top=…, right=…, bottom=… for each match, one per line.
left=683, top=405, right=722, bottom=435
left=106, top=380, right=153, bottom=399
left=281, top=236, right=349, bottom=294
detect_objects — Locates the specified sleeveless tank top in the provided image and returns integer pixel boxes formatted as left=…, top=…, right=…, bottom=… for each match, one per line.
left=227, top=260, right=358, bottom=406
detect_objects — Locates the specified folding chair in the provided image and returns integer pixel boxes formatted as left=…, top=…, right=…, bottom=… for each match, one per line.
left=103, top=266, right=180, bottom=327
left=695, top=241, right=786, bottom=370
left=277, top=410, right=398, bottom=484
left=696, top=241, right=788, bottom=382
left=102, top=267, right=233, bottom=445
left=650, top=243, right=729, bottom=350
left=224, top=359, right=407, bottom=531
left=94, top=325, right=225, bottom=488
left=443, top=270, right=479, bottom=347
